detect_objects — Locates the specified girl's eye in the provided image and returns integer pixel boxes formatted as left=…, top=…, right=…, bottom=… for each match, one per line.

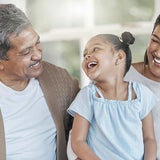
left=93, top=47, right=99, bottom=52
left=83, top=52, right=87, bottom=58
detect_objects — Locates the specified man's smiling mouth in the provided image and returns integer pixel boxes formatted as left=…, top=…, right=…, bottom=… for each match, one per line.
left=30, top=61, right=41, bottom=68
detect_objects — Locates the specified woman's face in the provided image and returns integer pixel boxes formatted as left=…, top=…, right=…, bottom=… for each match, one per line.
left=147, top=25, right=160, bottom=79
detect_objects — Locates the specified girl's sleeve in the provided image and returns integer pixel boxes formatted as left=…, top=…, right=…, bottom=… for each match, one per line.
left=67, top=86, right=93, bottom=123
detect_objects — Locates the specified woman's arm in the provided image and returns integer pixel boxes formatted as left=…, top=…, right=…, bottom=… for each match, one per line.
left=142, top=112, right=157, bottom=160
left=71, top=113, right=100, bottom=160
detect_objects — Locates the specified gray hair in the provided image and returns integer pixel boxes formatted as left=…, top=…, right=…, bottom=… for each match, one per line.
left=0, top=4, right=31, bottom=60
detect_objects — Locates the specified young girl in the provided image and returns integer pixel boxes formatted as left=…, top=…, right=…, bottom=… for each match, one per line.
left=67, top=32, right=158, bottom=160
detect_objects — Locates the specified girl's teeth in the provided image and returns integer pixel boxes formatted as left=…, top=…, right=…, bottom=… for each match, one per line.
left=87, top=61, right=97, bottom=68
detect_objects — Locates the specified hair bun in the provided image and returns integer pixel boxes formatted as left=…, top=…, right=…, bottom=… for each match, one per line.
left=121, top=31, right=135, bottom=46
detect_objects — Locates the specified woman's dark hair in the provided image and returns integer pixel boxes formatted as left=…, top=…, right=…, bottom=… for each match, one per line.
left=96, top=31, right=135, bottom=76
left=144, top=14, right=160, bottom=65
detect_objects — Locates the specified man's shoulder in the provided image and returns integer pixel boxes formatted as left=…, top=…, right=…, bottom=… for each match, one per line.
left=42, top=61, right=68, bottom=76
left=42, top=61, right=65, bottom=71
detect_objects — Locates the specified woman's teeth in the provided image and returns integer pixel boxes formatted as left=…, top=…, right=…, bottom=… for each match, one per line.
left=154, top=57, right=160, bottom=64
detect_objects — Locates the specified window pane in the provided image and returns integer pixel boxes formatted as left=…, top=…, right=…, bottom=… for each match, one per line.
left=131, top=34, right=150, bottom=63
left=42, top=40, right=80, bottom=81
left=94, top=0, right=154, bottom=25
left=26, top=0, right=87, bottom=31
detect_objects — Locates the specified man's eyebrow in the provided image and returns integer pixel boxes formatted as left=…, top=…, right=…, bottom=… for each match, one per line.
left=152, top=34, right=160, bottom=41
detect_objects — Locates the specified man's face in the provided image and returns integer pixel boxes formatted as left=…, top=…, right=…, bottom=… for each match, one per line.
left=0, top=26, right=43, bottom=81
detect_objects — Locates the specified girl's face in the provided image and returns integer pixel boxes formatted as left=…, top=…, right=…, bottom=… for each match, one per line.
left=82, top=36, right=119, bottom=82
left=147, top=25, right=160, bottom=79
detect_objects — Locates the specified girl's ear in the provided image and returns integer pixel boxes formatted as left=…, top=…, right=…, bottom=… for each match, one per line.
left=115, top=50, right=126, bottom=65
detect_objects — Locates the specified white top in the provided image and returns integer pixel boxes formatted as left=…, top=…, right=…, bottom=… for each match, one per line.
left=0, top=78, right=56, bottom=160
left=125, top=66, right=160, bottom=159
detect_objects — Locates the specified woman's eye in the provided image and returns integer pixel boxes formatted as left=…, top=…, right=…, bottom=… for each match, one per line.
left=151, top=36, right=160, bottom=44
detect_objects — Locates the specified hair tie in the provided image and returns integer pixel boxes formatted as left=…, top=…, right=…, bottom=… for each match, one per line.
left=119, top=37, right=123, bottom=43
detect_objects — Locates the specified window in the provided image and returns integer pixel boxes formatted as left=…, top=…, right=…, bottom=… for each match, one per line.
left=0, top=0, right=158, bottom=86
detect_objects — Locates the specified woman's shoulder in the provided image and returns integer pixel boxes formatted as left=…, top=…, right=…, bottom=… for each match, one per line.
left=132, top=62, right=144, bottom=74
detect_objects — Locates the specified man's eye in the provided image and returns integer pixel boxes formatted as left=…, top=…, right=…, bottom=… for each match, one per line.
left=22, top=48, right=31, bottom=55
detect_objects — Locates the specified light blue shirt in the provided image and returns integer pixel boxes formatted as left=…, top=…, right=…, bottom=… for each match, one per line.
left=0, top=78, right=56, bottom=160
left=68, top=81, right=158, bottom=160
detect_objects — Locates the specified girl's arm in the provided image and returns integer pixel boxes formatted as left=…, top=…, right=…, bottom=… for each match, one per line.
left=142, top=112, right=157, bottom=160
left=71, top=113, right=100, bottom=160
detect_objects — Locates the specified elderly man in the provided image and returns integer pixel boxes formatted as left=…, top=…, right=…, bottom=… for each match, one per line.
left=0, top=4, right=79, bottom=160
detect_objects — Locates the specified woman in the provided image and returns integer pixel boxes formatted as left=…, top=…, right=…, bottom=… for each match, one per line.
left=125, top=14, right=160, bottom=159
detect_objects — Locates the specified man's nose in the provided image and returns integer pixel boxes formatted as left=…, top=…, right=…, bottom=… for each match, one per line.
left=32, top=47, right=42, bottom=59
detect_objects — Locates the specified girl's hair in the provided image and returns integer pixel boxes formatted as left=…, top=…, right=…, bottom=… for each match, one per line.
left=144, top=14, right=160, bottom=65
left=97, top=31, right=135, bottom=76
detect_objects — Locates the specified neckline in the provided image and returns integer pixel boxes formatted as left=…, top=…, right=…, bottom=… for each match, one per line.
left=93, top=81, right=133, bottom=101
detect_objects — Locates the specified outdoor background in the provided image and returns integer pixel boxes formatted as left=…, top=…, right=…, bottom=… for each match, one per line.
left=0, top=0, right=159, bottom=86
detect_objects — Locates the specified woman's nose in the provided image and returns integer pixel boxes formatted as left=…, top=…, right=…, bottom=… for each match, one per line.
left=156, top=51, right=160, bottom=57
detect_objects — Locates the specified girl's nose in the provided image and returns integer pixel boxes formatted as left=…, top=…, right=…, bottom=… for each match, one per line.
left=85, top=54, right=91, bottom=59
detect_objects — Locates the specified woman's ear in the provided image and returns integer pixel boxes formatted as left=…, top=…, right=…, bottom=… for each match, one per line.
left=115, top=50, right=126, bottom=65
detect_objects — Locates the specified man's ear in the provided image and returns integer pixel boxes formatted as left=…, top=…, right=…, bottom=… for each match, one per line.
left=115, top=50, right=126, bottom=65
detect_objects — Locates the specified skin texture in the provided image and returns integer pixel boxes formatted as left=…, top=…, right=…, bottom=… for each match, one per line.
left=71, top=35, right=157, bottom=160
left=133, top=25, right=160, bottom=82
left=0, top=26, right=43, bottom=91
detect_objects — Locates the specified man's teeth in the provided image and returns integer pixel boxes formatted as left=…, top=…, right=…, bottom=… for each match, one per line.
left=87, top=61, right=97, bottom=68
left=31, top=62, right=39, bottom=67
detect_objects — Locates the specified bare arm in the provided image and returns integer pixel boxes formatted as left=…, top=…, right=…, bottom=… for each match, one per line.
left=142, top=112, right=157, bottom=160
left=71, top=113, right=100, bottom=160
